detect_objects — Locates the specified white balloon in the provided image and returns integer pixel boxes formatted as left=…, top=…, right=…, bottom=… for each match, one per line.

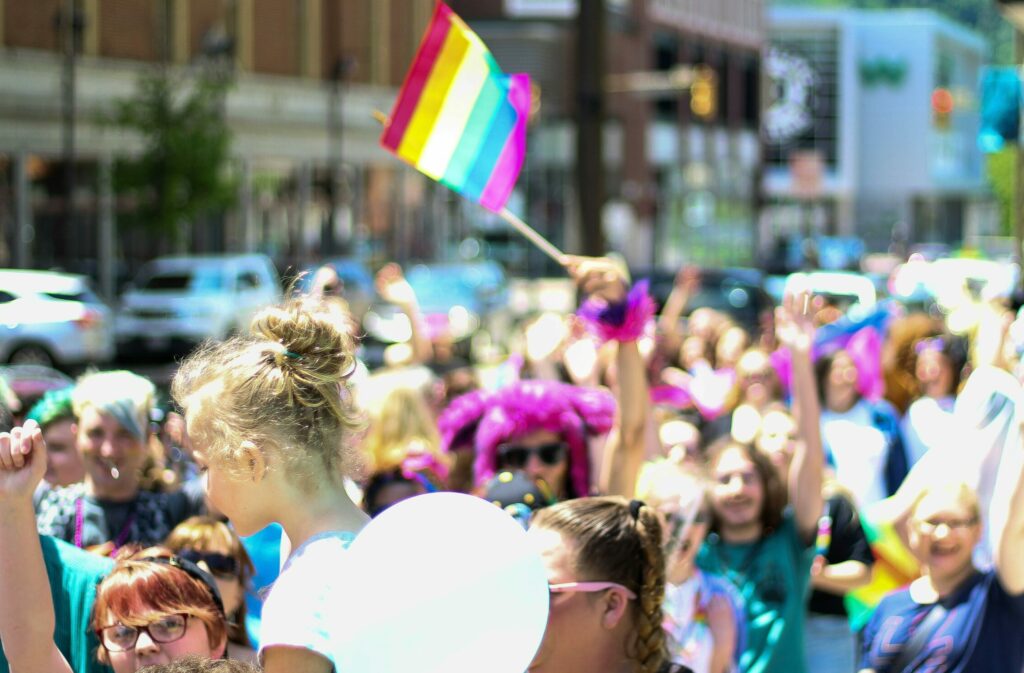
left=326, top=492, right=549, bottom=673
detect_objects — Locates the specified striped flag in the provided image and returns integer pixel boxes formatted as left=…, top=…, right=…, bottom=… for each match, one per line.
left=380, top=1, right=531, bottom=212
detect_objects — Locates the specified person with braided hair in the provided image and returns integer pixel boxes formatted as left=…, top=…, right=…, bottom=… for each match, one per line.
left=528, top=496, right=693, bottom=673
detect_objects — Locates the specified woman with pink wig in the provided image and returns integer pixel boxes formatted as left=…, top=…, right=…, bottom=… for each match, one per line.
left=440, top=256, right=653, bottom=500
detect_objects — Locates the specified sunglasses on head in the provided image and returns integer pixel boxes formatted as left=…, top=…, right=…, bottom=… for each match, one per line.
left=496, top=442, right=567, bottom=470
left=176, top=549, right=240, bottom=579
left=915, top=337, right=947, bottom=355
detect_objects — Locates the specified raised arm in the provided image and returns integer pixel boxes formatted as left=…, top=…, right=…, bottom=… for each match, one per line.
left=376, top=263, right=433, bottom=365
left=563, top=256, right=650, bottom=497
left=0, top=421, right=73, bottom=673
left=600, top=337, right=649, bottom=498
left=775, top=292, right=825, bottom=539
left=996, top=442, right=1024, bottom=594
left=657, top=266, right=699, bottom=357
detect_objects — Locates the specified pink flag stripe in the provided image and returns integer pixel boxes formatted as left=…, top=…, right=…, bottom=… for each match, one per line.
left=478, top=74, right=531, bottom=212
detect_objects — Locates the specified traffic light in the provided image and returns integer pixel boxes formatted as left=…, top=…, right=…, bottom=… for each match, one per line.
left=690, top=65, right=717, bottom=120
left=932, top=87, right=954, bottom=129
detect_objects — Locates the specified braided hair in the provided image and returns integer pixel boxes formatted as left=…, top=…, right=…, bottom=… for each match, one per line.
left=531, top=496, right=667, bottom=673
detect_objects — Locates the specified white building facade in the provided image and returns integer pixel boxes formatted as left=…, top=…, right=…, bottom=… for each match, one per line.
left=763, top=7, right=991, bottom=260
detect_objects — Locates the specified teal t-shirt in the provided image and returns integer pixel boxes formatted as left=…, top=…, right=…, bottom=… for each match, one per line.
left=697, top=510, right=815, bottom=673
left=0, top=536, right=114, bottom=673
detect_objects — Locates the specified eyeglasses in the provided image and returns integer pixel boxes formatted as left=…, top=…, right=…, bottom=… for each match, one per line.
left=98, top=614, right=189, bottom=652
left=548, top=581, right=637, bottom=600
left=739, top=371, right=769, bottom=385
left=496, top=442, right=567, bottom=470
left=915, top=517, right=978, bottom=535
left=915, top=337, right=947, bottom=355
left=176, top=549, right=239, bottom=580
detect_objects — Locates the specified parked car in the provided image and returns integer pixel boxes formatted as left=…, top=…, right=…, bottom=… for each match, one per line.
left=116, top=254, right=281, bottom=356
left=0, top=269, right=115, bottom=369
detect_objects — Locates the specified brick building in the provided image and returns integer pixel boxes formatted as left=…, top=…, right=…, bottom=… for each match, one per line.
left=0, top=0, right=443, bottom=293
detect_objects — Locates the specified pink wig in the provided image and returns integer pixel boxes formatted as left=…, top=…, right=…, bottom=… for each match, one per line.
left=438, top=380, right=616, bottom=498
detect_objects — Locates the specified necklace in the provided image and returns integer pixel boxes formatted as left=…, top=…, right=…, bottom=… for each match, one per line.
left=74, top=496, right=137, bottom=554
left=706, top=533, right=766, bottom=591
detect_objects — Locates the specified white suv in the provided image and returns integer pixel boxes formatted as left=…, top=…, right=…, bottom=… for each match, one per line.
left=0, top=270, right=115, bottom=368
left=116, top=254, right=281, bottom=354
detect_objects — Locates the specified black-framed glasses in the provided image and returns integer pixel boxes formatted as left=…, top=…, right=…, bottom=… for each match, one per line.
left=176, top=549, right=240, bottom=579
left=496, top=442, right=567, bottom=470
left=98, top=614, right=189, bottom=652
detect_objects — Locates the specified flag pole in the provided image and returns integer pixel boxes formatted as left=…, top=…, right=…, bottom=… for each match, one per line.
left=373, top=109, right=566, bottom=265
left=497, top=208, right=565, bottom=264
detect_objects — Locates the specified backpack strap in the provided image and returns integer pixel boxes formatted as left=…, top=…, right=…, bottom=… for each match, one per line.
left=887, top=603, right=947, bottom=672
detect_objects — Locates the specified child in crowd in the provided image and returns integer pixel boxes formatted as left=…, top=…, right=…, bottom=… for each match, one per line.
left=171, top=296, right=369, bottom=673
left=697, top=292, right=825, bottom=673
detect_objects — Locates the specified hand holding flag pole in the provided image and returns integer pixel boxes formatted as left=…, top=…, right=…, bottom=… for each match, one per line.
left=376, top=1, right=565, bottom=265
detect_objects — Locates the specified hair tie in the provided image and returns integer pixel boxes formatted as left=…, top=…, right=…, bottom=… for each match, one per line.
left=271, top=346, right=303, bottom=367
left=629, top=498, right=645, bottom=522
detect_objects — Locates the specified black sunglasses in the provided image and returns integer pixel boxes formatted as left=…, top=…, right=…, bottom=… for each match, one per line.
left=176, top=549, right=240, bottom=579
left=496, top=442, right=567, bottom=469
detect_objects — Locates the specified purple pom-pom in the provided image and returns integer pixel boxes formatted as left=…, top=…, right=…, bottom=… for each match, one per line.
left=577, top=280, right=657, bottom=344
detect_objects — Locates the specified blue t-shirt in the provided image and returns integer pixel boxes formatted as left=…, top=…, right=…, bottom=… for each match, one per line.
left=697, top=510, right=815, bottom=673
left=860, top=570, right=1024, bottom=673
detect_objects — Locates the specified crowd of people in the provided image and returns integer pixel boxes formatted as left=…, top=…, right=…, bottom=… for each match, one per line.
left=0, top=254, right=1022, bottom=673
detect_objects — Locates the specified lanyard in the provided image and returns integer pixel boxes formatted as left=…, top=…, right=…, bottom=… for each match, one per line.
left=74, top=497, right=137, bottom=554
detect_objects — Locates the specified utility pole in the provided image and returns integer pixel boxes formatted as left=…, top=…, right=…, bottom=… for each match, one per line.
left=57, top=0, right=82, bottom=268
left=576, top=0, right=606, bottom=256
left=328, top=56, right=356, bottom=257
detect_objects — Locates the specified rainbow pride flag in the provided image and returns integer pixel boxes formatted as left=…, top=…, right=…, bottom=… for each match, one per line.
left=844, top=515, right=920, bottom=631
left=380, top=2, right=531, bottom=213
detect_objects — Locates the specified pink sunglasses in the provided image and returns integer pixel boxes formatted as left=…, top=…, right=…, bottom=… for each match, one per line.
left=548, top=581, right=638, bottom=600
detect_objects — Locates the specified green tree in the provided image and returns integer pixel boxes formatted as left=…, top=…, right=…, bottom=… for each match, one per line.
left=109, top=66, right=235, bottom=244
left=987, top=147, right=1018, bottom=236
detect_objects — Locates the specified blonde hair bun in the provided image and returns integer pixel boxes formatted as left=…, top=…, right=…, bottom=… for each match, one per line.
left=251, top=296, right=357, bottom=381
left=172, top=296, right=364, bottom=485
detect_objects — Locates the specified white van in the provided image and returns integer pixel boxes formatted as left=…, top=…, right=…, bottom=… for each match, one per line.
left=116, top=254, right=281, bottom=355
